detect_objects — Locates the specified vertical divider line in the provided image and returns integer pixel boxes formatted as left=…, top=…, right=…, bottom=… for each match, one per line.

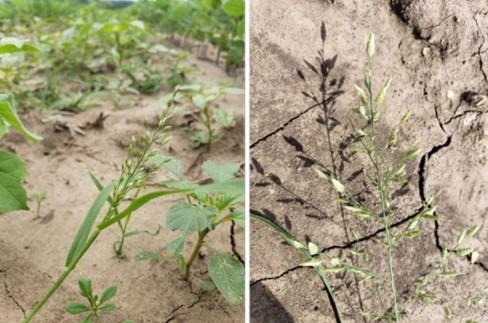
left=244, top=0, right=251, bottom=322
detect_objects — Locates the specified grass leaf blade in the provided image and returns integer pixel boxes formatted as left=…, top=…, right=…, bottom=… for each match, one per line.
left=65, top=182, right=114, bottom=266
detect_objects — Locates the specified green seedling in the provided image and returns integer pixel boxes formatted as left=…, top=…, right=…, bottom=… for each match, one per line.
left=163, top=84, right=242, bottom=150
left=65, top=279, right=117, bottom=323
left=32, top=192, right=47, bottom=218
left=50, top=92, right=99, bottom=112
left=123, top=65, right=162, bottom=94
left=96, top=20, right=146, bottom=68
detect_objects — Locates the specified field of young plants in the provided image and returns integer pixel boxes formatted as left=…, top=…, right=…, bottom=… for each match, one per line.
left=0, top=0, right=244, bottom=322
left=251, top=1, right=487, bottom=322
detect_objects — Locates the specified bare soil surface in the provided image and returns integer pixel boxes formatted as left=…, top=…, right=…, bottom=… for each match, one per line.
left=0, top=57, right=244, bottom=322
left=250, top=1, right=488, bottom=322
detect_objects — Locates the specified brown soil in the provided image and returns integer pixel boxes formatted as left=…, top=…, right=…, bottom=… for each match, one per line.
left=250, top=1, right=488, bottom=322
left=0, top=57, right=244, bottom=322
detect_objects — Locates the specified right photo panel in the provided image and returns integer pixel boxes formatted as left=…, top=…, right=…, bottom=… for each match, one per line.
left=250, top=1, right=488, bottom=322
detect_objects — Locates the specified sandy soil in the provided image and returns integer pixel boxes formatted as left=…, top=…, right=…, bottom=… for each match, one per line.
left=250, top=1, right=488, bottom=322
left=0, top=57, right=244, bottom=322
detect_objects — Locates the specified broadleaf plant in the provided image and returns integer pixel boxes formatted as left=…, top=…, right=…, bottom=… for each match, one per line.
left=65, top=279, right=118, bottom=323
left=162, top=84, right=243, bottom=150
left=160, top=159, right=245, bottom=303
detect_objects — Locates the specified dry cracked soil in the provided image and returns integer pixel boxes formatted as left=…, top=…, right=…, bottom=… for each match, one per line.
left=0, top=57, right=244, bottom=323
left=250, top=1, right=488, bottom=322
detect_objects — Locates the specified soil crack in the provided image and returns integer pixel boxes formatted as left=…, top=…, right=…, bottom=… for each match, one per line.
left=230, top=221, right=244, bottom=264
left=470, top=9, right=488, bottom=85
left=162, top=294, right=202, bottom=323
left=1, top=270, right=26, bottom=318
left=251, top=101, right=323, bottom=149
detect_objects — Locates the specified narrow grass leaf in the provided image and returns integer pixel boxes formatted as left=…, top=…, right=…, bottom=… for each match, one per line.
left=97, top=189, right=185, bottom=230
left=66, top=182, right=114, bottom=266
left=300, top=257, right=323, bottom=267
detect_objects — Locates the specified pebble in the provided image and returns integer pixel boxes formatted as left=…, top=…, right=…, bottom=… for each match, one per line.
left=422, top=47, right=431, bottom=57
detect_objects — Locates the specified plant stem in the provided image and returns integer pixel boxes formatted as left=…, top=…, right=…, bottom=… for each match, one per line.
left=366, top=59, right=399, bottom=322
left=115, top=214, right=131, bottom=256
left=23, top=230, right=101, bottom=323
left=203, top=106, right=213, bottom=151
left=184, top=228, right=209, bottom=281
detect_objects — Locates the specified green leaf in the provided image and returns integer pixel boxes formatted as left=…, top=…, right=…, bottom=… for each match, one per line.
left=135, top=251, right=161, bottom=261
left=82, top=314, right=94, bottom=323
left=99, top=303, right=116, bottom=312
left=353, top=84, right=368, bottom=103
left=208, top=254, right=244, bottom=304
left=99, top=286, right=117, bottom=304
left=196, top=178, right=244, bottom=201
left=192, top=94, right=208, bottom=109
left=343, top=205, right=373, bottom=219
left=222, top=0, right=244, bottom=17
left=213, top=108, right=235, bottom=128
left=0, top=42, right=37, bottom=54
left=97, top=189, right=185, bottom=230
left=301, top=257, right=323, bottom=267
left=220, top=87, right=244, bottom=95
left=308, top=242, right=319, bottom=256
left=157, top=156, right=183, bottom=178
left=0, top=97, right=42, bottom=143
left=331, top=178, right=345, bottom=193
left=177, top=254, right=186, bottom=273
left=201, top=278, right=216, bottom=292
left=65, top=302, right=90, bottom=314
left=229, top=208, right=244, bottom=226
left=167, top=236, right=186, bottom=255
left=467, top=224, right=481, bottom=237
left=78, top=279, right=93, bottom=299
left=0, top=151, right=28, bottom=213
left=65, top=182, right=114, bottom=266
left=455, top=248, right=474, bottom=257
left=457, top=229, right=467, bottom=247
left=202, top=160, right=239, bottom=182
left=375, top=78, right=391, bottom=106
left=366, top=33, right=375, bottom=58
left=0, top=117, right=6, bottom=139
left=166, top=202, right=215, bottom=234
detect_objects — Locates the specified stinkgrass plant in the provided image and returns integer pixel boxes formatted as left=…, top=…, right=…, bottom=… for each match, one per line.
left=65, top=279, right=118, bottom=323
left=22, top=111, right=183, bottom=322
left=313, top=34, right=433, bottom=322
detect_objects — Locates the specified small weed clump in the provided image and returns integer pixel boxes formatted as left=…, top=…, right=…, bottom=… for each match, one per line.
left=65, top=279, right=118, bottom=323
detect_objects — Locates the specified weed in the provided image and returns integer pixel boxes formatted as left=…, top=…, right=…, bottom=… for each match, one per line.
left=32, top=192, right=47, bottom=218
left=163, top=84, right=242, bottom=150
left=251, top=212, right=343, bottom=322
left=65, top=279, right=118, bottom=323
left=158, top=159, right=244, bottom=303
left=22, top=111, right=180, bottom=322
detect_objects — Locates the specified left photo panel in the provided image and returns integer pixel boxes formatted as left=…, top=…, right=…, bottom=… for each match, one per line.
left=0, top=0, right=245, bottom=322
